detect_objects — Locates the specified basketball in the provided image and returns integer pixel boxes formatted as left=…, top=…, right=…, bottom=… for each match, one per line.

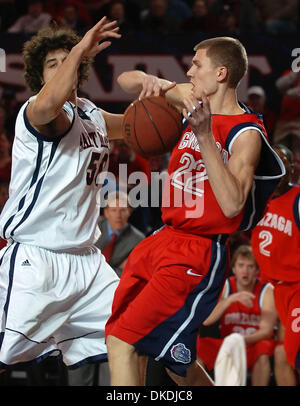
left=122, top=96, right=182, bottom=157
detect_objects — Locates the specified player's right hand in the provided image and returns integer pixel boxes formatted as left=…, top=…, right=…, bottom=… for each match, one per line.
left=75, top=16, right=121, bottom=58
left=230, top=291, right=255, bottom=307
left=139, top=75, right=176, bottom=99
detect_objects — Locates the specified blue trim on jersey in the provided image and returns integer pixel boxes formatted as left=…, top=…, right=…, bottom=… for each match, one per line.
left=225, top=122, right=263, bottom=152
left=23, top=101, right=75, bottom=142
left=0, top=349, right=62, bottom=370
left=78, top=106, right=91, bottom=121
left=0, top=351, right=107, bottom=371
left=10, top=141, right=59, bottom=237
left=0, top=243, right=19, bottom=350
left=293, top=192, right=300, bottom=231
left=2, top=140, right=44, bottom=239
left=133, top=240, right=227, bottom=377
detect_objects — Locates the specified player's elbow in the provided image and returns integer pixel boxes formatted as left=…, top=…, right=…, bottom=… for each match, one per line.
left=222, top=204, right=243, bottom=219
left=28, top=98, right=61, bottom=126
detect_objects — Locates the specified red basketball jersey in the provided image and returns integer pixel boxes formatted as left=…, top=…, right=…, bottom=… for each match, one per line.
left=219, top=276, right=269, bottom=338
left=161, top=107, right=284, bottom=235
left=251, top=185, right=300, bottom=282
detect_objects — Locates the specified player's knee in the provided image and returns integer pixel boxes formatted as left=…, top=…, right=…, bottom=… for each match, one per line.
left=254, top=354, right=270, bottom=368
left=274, top=344, right=286, bottom=364
left=106, top=335, right=136, bottom=358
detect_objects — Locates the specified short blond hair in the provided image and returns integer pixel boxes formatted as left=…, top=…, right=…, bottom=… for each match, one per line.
left=231, top=245, right=258, bottom=269
left=194, top=37, right=248, bottom=88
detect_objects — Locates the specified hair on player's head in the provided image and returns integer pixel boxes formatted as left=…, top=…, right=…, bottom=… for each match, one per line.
left=23, top=24, right=92, bottom=93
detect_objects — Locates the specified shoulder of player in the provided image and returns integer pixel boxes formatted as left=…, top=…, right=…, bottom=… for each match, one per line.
left=23, top=97, right=74, bottom=139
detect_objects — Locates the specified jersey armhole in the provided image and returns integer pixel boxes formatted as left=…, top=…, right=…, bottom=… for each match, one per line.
left=23, top=101, right=75, bottom=142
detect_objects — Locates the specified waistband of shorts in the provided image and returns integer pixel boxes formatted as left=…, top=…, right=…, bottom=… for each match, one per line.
left=162, top=225, right=228, bottom=244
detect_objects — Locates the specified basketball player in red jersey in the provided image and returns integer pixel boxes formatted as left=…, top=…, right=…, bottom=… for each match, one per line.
left=251, top=144, right=300, bottom=381
left=196, top=245, right=277, bottom=386
left=105, top=37, right=285, bottom=385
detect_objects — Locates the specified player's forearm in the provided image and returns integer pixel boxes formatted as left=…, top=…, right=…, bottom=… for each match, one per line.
left=117, top=70, right=189, bottom=109
left=117, top=70, right=147, bottom=94
left=244, top=327, right=273, bottom=345
left=198, top=135, right=246, bottom=218
left=31, top=46, right=84, bottom=125
left=203, top=298, right=231, bottom=326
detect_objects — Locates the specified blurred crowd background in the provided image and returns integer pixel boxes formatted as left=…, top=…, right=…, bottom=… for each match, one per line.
left=0, top=0, right=300, bottom=387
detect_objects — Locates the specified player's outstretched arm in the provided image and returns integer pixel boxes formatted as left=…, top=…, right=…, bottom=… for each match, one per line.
left=203, top=290, right=255, bottom=326
left=117, top=70, right=192, bottom=112
left=27, top=17, right=121, bottom=134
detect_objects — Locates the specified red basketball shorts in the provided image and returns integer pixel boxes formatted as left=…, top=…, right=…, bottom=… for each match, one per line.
left=273, top=281, right=300, bottom=369
left=197, top=336, right=275, bottom=371
left=105, top=225, right=229, bottom=376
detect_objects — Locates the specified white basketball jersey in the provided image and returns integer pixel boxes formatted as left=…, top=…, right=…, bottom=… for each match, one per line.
left=0, top=97, right=109, bottom=251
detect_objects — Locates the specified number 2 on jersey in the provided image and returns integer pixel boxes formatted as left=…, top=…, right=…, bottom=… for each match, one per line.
left=258, top=230, right=273, bottom=257
left=171, top=152, right=208, bottom=197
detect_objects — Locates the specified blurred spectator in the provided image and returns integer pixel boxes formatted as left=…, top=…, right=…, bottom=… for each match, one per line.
left=246, top=86, right=277, bottom=141
left=44, top=0, right=93, bottom=28
left=84, top=0, right=141, bottom=32
left=0, top=180, right=8, bottom=212
left=59, top=3, right=88, bottom=36
left=147, top=153, right=169, bottom=232
left=258, top=0, right=298, bottom=36
left=0, top=106, right=7, bottom=136
left=107, top=0, right=135, bottom=34
left=215, top=4, right=239, bottom=35
left=7, top=0, right=52, bottom=34
left=108, top=140, right=151, bottom=187
left=0, top=130, right=12, bottom=183
left=291, top=148, right=300, bottom=184
left=227, top=230, right=251, bottom=258
left=181, top=0, right=215, bottom=33
left=210, top=0, right=259, bottom=34
left=197, top=245, right=277, bottom=386
left=108, top=140, right=151, bottom=233
left=140, top=0, right=181, bottom=36
left=273, top=70, right=300, bottom=151
left=96, top=190, right=145, bottom=277
left=166, top=0, right=192, bottom=23
left=0, top=0, right=17, bottom=32
left=0, top=88, right=19, bottom=140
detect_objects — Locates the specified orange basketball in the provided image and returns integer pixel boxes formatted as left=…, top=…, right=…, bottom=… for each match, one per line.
left=122, top=96, right=182, bottom=157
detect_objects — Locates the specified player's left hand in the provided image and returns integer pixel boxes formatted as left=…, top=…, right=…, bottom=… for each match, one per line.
left=183, top=92, right=212, bottom=140
left=75, top=16, right=121, bottom=58
left=139, top=75, right=176, bottom=99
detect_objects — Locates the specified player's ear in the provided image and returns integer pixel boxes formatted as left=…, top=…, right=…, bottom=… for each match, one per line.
left=216, top=66, right=227, bottom=83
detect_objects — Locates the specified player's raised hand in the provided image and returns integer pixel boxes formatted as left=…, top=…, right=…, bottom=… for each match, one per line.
left=139, top=74, right=176, bottom=99
left=183, top=92, right=212, bottom=140
left=75, top=16, right=121, bottom=58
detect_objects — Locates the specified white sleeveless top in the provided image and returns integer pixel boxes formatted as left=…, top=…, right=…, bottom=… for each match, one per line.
left=0, top=97, right=109, bottom=251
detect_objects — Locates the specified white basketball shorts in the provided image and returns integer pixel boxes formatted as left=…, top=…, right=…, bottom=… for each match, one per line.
left=0, top=241, right=119, bottom=368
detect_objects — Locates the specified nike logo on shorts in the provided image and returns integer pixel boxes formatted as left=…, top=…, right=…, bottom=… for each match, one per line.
left=186, top=268, right=202, bottom=277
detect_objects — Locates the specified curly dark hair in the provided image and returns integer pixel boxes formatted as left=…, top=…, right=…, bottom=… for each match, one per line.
left=23, top=25, right=92, bottom=93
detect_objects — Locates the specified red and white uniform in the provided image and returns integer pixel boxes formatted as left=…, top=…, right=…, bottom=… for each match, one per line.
left=106, top=106, right=285, bottom=377
left=197, top=276, right=275, bottom=370
left=251, top=185, right=300, bottom=369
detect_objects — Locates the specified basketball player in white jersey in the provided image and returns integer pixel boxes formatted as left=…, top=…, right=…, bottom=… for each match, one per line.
left=0, top=17, right=124, bottom=371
